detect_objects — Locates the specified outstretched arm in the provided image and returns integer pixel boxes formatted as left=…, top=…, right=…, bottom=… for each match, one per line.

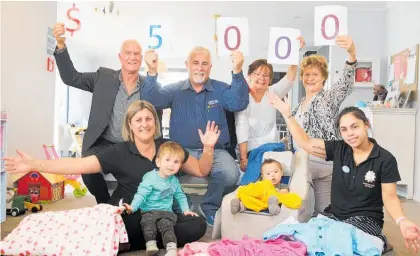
left=382, top=183, right=420, bottom=253
left=140, top=49, right=173, bottom=109
left=53, top=22, right=99, bottom=92
left=381, top=157, right=420, bottom=253
left=4, top=150, right=101, bottom=175
left=220, top=51, right=249, bottom=112
left=324, top=36, right=357, bottom=107
left=130, top=181, right=153, bottom=213
left=267, top=93, right=327, bottom=159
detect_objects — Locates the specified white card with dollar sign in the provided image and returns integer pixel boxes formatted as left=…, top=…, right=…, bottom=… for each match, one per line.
left=58, top=3, right=82, bottom=38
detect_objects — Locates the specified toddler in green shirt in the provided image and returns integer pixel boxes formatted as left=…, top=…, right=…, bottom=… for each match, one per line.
left=124, top=141, right=197, bottom=256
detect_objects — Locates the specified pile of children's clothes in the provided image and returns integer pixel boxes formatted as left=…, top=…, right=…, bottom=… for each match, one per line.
left=0, top=204, right=128, bottom=256
left=179, top=214, right=385, bottom=256
left=179, top=235, right=307, bottom=256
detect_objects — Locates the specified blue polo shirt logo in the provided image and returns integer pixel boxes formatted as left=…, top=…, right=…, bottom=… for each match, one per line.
left=207, top=100, right=219, bottom=109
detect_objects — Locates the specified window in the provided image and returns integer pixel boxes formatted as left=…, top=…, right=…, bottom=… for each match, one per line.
left=272, top=71, right=289, bottom=139
left=143, top=68, right=188, bottom=138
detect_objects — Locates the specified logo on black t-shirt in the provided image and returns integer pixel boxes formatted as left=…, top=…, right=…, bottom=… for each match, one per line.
left=363, top=170, right=376, bottom=188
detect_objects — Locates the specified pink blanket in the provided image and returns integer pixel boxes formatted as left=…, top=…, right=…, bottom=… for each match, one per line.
left=207, top=235, right=306, bottom=256
left=178, top=242, right=211, bottom=255
left=0, top=204, right=128, bottom=256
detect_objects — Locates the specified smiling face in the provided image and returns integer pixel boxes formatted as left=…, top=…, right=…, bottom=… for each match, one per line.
left=302, top=66, right=326, bottom=94
left=249, top=65, right=272, bottom=91
left=122, top=100, right=162, bottom=143
left=128, top=108, right=156, bottom=143
left=186, top=47, right=212, bottom=86
left=247, top=59, right=273, bottom=91
left=300, top=55, right=328, bottom=95
left=338, top=113, right=370, bottom=148
left=119, top=40, right=142, bottom=74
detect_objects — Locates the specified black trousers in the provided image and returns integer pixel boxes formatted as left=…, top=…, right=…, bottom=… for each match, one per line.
left=122, top=210, right=207, bottom=251
left=141, top=210, right=178, bottom=246
left=82, top=138, right=115, bottom=204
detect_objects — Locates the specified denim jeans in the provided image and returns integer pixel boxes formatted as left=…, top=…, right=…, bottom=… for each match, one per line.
left=182, top=148, right=240, bottom=218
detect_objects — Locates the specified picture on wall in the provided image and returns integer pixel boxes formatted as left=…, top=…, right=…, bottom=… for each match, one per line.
left=355, top=61, right=373, bottom=83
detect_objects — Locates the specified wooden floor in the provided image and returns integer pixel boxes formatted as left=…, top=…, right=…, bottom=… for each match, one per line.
left=1, top=195, right=420, bottom=255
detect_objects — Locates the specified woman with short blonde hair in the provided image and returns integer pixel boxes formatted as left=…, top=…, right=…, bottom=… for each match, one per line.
left=286, top=35, right=358, bottom=213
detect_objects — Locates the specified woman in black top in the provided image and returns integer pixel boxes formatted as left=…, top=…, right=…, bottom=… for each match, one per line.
left=5, top=100, right=221, bottom=251
left=269, top=93, right=420, bottom=253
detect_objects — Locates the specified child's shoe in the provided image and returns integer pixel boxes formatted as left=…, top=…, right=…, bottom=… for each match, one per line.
left=268, top=196, right=281, bottom=215
left=165, top=242, right=177, bottom=256
left=230, top=198, right=245, bottom=215
left=146, top=240, right=159, bottom=256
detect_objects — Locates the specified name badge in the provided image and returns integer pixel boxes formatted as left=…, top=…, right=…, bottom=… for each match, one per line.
left=342, top=166, right=350, bottom=173
left=208, top=100, right=219, bottom=107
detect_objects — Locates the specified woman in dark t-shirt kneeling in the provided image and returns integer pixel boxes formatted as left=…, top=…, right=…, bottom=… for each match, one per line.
left=5, top=100, right=221, bottom=251
left=269, top=93, right=420, bottom=254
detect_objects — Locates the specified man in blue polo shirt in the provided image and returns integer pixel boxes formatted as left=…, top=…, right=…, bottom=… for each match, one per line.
left=141, top=46, right=249, bottom=225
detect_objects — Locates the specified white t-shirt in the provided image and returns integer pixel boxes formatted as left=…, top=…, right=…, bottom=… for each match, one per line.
left=235, top=76, right=293, bottom=152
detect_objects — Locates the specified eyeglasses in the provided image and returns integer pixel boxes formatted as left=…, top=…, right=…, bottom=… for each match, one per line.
left=252, top=73, right=270, bottom=79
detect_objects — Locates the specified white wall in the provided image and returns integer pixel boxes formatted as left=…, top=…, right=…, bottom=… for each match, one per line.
left=1, top=1, right=57, bottom=186
left=333, top=10, right=387, bottom=108
left=385, top=2, right=420, bottom=201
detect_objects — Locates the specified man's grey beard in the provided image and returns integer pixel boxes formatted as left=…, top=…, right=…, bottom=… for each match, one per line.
left=192, top=73, right=207, bottom=84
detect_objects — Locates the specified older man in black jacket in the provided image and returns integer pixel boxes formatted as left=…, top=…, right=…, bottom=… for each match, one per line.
left=53, top=22, right=162, bottom=204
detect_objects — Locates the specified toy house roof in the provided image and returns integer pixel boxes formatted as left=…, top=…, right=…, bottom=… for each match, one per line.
left=12, top=171, right=67, bottom=184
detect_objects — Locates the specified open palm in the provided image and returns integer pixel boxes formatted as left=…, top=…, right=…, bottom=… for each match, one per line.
left=3, top=150, right=34, bottom=174
left=198, top=121, right=221, bottom=148
left=267, top=92, right=291, bottom=116
left=335, top=35, right=355, bottom=55
left=400, top=220, right=420, bottom=253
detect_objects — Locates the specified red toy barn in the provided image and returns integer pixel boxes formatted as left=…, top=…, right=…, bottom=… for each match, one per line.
left=15, top=171, right=66, bottom=203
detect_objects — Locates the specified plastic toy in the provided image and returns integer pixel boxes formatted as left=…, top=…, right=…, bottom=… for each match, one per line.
left=6, top=188, right=44, bottom=217
left=43, top=144, right=88, bottom=198
left=6, top=189, right=27, bottom=217
left=15, top=170, right=66, bottom=203
left=24, top=201, right=43, bottom=213
left=67, top=124, right=85, bottom=157
left=355, top=101, right=367, bottom=108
